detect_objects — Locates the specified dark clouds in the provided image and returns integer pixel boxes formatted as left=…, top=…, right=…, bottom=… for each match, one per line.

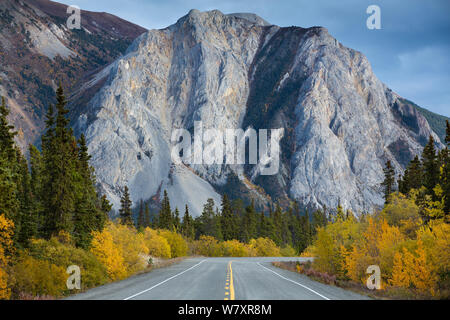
left=59, top=0, right=450, bottom=116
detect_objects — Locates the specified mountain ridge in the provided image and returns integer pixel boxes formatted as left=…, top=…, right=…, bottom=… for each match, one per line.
left=72, top=9, right=444, bottom=216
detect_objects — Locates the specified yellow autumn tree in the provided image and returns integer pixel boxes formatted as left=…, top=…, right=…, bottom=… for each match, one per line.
left=344, top=218, right=404, bottom=284
left=143, top=228, right=171, bottom=258
left=391, top=241, right=438, bottom=296
left=313, top=217, right=362, bottom=277
left=91, top=227, right=127, bottom=281
left=157, top=229, right=188, bottom=258
left=194, top=235, right=223, bottom=257
left=0, top=214, right=14, bottom=299
left=221, top=240, right=249, bottom=257
left=107, top=223, right=149, bottom=276
left=248, top=238, right=281, bottom=257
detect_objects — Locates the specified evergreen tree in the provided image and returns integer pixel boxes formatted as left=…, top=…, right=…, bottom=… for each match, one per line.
left=73, top=134, right=107, bottom=248
left=197, top=198, right=222, bottom=240
left=446, top=120, right=450, bottom=146
left=158, top=190, right=173, bottom=230
left=137, top=199, right=145, bottom=230
left=181, top=205, right=195, bottom=239
left=381, top=160, right=395, bottom=203
left=422, top=136, right=440, bottom=194
left=41, top=85, right=78, bottom=237
left=119, top=186, right=133, bottom=226
left=0, top=96, right=19, bottom=221
left=220, top=194, right=237, bottom=241
left=240, top=200, right=257, bottom=242
left=144, top=202, right=151, bottom=228
left=336, top=203, right=346, bottom=221
left=100, top=195, right=112, bottom=217
left=16, top=153, right=36, bottom=246
left=173, top=207, right=181, bottom=232
left=443, top=121, right=450, bottom=213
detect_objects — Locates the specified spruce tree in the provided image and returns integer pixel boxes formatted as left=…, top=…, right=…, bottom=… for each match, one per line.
left=158, top=190, right=172, bottom=230
left=0, top=96, right=19, bottom=221
left=173, top=207, right=181, bottom=232
left=181, top=205, right=195, bottom=239
left=41, top=85, right=78, bottom=237
left=73, top=134, right=106, bottom=248
left=422, top=135, right=440, bottom=194
left=119, top=186, right=133, bottom=227
left=144, top=202, right=151, bottom=228
left=137, top=199, right=145, bottom=230
left=220, top=194, right=237, bottom=241
left=381, top=160, right=395, bottom=203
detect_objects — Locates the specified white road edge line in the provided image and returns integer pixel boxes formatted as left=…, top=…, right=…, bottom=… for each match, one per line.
left=123, top=259, right=206, bottom=300
left=257, top=262, right=331, bottom=300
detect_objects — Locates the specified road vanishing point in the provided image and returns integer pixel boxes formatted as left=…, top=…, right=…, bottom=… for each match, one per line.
left=67, top=257, right=370, bottom=300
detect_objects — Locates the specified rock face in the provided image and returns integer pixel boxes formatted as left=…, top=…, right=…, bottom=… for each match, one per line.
left=0, top=0, right=146, bottom=149
left=76, top=9, right=443, bottom=215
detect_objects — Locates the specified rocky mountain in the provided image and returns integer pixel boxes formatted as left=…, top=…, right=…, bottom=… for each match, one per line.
left=70, top=9, right=445, bottom=216
left=0, top=0, right=146, bottom=149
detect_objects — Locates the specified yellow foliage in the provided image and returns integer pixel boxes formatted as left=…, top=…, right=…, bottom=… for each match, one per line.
left=90, top=228, right=127, bottom=281
left=391, top=241, right=438, bottom=296
left=0, top=214, right=14, bottom=299
left=221, top=240, right=249, bottom=257
left=10, top=252, right=67, bottom=298
left=280, top=245, right=297, bottom=257
left=248, top=238, right=281, bottom=257
left=157, top=229, right=188, bottom=258
left=107, top=223, right=149, bottom=275
left=194, top=235, right=223, bottom=257
left=143, top=228, right=171, bottom=259
left=313, top=218, right=362, bottom=276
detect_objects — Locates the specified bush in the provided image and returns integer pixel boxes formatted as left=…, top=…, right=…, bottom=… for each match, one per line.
left=192, top=236, right=223, bottom=257
left=10, top=252, right=67, bottom=298
left=221, top=240, right=249, bottom=257
left=248, top=238, right=281, bottom=257
left=157, top=230, right=188, bottom=258
left=280, top=245, right=297, bottom=257
left=28, top=237, right=109, bottom=289
left=143, top=228, right=171, bottom=259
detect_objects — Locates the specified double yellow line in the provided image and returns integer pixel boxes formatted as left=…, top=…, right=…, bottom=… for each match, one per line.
left=224, top=261, right=235, bottom=300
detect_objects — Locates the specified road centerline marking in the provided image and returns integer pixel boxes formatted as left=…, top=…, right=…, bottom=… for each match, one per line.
left=257, top=262, right=330, bottom=300
left=123, top=259, right=206, bottom=300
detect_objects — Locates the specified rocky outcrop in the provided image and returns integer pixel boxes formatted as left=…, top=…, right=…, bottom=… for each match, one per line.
left=76, top=9, right=443, bottom=215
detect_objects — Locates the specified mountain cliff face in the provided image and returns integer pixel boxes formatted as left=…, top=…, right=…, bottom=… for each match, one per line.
left=75, top=9, right=443, bottom=215
left=0, top=0, right=146, bottom=149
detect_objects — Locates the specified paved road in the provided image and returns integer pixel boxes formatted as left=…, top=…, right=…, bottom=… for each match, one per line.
left=67, top=257, right=369, bottom=300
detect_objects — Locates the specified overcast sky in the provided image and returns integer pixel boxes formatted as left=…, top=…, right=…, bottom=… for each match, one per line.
left=56, top=0, right=450, bottom=116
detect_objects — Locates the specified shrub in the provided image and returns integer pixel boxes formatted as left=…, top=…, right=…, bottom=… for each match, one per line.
left=193, top=236, right=223, bottom=257
left=221, top=240, right=249, bottom=257
left=10, top=252, right=67, bottom=298
left=91, top=227, right=126, bottom=281
left=248, top=238, right=281, bottom=257
left=28, top=237, right=108, bottom=289
left=143, top=228, right=171, bottom=259
left=157, top=230, right=188, bottom=258
left=280, top=245, right=297, bottom=257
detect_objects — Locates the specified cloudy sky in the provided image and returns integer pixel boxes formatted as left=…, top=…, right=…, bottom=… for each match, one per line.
left=57, top=0, right=450, bottom=116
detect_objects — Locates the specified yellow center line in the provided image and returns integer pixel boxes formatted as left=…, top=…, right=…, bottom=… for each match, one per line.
left=229, top=261, right=235, bottom=300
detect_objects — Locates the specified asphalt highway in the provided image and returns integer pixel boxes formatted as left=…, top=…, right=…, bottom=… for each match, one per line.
left=67, top=257, right=369, bottom=300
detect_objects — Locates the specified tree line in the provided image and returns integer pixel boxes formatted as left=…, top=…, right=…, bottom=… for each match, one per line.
left=382, top=124, right=450, bottom=219
left=120, top=188, right=330, bottom=254
left=0, top=86, right=111, bottom=251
